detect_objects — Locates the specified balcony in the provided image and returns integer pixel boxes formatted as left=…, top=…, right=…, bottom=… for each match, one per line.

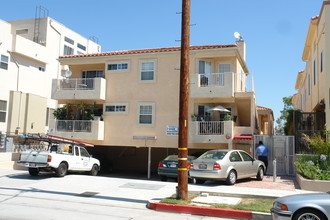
left=189, top=120, right=233, bottom=143
left=51, top=78, right=106, bottom=101
left=50, top=120, right=104, bottom=140
left=12, top=35, right=48, bottom=63
left=190, top=73, right=234, bottom=98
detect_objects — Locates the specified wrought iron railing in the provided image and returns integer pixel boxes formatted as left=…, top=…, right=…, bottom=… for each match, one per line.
left=197, top=121, right=224, bottom=135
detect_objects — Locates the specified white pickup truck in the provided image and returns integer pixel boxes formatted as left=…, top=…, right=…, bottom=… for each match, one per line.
left=17, top=134, right=100, bottom=177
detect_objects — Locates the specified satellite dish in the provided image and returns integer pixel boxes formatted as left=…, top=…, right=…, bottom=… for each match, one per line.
left=234, top=32, right=243, bottom=41
left=64, top=70, right=72, bottom=78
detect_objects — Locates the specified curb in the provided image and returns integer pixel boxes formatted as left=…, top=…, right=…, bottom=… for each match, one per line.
left=147, top=201, right=272, bottom=220
left=147, top=201, right=252, bottom=219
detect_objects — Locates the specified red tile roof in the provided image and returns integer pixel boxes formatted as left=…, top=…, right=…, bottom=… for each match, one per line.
left=257, top=106, right=272, bottom=111
left=60, top=44, right=237, bottom=59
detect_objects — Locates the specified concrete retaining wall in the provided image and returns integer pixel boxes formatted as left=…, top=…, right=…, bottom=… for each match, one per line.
left=296, top=174, right=330, bottom=192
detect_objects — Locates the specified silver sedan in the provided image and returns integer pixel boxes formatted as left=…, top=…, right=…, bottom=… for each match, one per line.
left=189, top=149, right=265, bottom=185
left=271, top=192, right=330, bottom=220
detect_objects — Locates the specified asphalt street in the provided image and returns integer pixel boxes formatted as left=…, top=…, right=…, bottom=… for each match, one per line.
left=0, top=170, right=312, bottom=220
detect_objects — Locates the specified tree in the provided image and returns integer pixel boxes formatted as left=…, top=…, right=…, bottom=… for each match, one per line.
left=275, top=96, right=296, bottom=135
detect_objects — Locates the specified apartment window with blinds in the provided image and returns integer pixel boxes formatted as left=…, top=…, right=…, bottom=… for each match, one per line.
left=64, top=37, right=74, bottom=45
left=140, top=60, right=156, bottom=81
left=0, top=100, right=7, bottom=122
left=0, top=55, right=9, bottom=70
left=219, top=63, right=231, bottom=73
left=138, top=103, right=154, bottom=125
left=321, top=50, right=324, bottom=73
left=64, top=45, right=74, bottom=55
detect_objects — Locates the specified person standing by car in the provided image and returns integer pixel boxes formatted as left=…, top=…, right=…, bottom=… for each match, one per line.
left=256, top=141, right=269, bottom=173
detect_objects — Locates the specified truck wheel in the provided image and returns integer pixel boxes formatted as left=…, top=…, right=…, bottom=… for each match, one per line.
left=56, top=162, right=67, bottom=177
left=28, top=168, right=39, bottom=176
left=90, top=164, right=99, bottom=176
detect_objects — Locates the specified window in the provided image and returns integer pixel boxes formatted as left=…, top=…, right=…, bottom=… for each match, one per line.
left=240, top=151, right=253, bottom=161
left=0, top=55, right=8, bottom=70
left=321, top=50, right=324, bottom=73
left=138, top=103, right=154, bottom=125
left=308, top=74, right=311, bottom=95
left=229, top=152, right=242, bottom=162
left=64, top=37, right=74, bottom=45
left=39, top=66, right=45, bottom=72
left=313, top=58, right=317, bottom=85
left=198, top=60, right=212, bottom=74
left=140, top=60, right=155, bottom=81
left=219, top=63, right=231, bottom=73
left=82, top=70, right=103, bottom=78
left=63, top=45, right=74, bottom=55
left=0, top=100, right=7, bottom=122
left=77, top=43, right=86, bottom=51
left=106, top=61, right=129, bottom=72
left=16, top=29, right=28, bottom=35
left=80, top=147, right=90, bottom=157
left=104, top=103, right=128, bottom=113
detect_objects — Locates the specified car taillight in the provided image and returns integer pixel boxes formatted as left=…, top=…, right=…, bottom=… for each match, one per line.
left=190, top=163, right=194, bottom=169
left=47, top=155, right=52, bottom=162
left=158, top=161, right=163, bottom=167
left=187, top=163, right=191, bottom=169
left=213, top=163, right=221, bottom=170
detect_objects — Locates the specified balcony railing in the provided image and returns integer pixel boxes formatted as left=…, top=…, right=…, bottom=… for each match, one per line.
left=59, top=78, right=95, bottom=90
left=56, top=120, right=92, bottom=132
left=199, top=73, right=225, bottom=87
left=197, top=121, right=224, bottom=135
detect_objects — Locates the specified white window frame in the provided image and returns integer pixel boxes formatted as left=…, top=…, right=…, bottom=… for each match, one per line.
left=138, top=102, right=155, bottom=126
left=106, top=60, right=130, bottom=73
left=63, top=45, right=74, bottom=55
left=104, top=103, right=128, bottom=114
left=218, top=63, right=232, bottom=73
left=0, top=55, right=9, bottom=70
left=0, top=100, right=7, bottom=123
left=139, top=59, right=156, bottom=82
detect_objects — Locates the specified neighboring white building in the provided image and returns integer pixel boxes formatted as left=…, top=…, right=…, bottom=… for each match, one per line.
left=0, top=17, right=100, bottom=143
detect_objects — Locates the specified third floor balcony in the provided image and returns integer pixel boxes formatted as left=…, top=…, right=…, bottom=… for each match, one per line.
left=51, top=78, right=106, bottom=101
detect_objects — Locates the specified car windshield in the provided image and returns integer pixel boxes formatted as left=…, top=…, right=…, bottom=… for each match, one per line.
left=199, top=151, right=227, bottom=160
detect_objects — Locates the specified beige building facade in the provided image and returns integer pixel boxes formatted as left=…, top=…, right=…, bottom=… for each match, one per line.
left=0, top=16, right=100, bottom=141
left=52, top=40, right=273, bottom=160
left=292, top=1, right=330, bottom=129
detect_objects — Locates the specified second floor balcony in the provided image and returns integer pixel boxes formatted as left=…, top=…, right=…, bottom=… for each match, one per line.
left=51, top=78, right=106, bottom=101
left=190, top=72, right=253, bottom=98
left=50, top=119, right=104, bottom=141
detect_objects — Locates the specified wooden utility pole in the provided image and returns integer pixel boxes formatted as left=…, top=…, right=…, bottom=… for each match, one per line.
left=177, top=0, right=190, bottom=200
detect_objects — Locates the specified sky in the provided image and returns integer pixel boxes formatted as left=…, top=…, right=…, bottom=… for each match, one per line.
left=0, top=0, right=326, bottom=122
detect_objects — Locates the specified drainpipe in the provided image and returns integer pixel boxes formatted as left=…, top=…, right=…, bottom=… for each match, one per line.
left=7, top=50, right=22, bottom=134
left=49, top=19, right=62, bottom=80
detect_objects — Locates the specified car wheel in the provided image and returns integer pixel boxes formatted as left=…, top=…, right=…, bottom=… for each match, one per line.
left=191, top=178, right=205, bottom=184
left=56, top=162, right=68, bottom=177
left=90, top=164, right=99, bottom=176
left=28, top=168, right=39, bottom=176
left=256, top=166, right=264, bottom=181
left=189, top=177, right=197, bottom=184
left=293, top=208, right=326, bottom=220
left=226, top=170, right=237, bottom=185
left=160, top=176, right=167, bottom=181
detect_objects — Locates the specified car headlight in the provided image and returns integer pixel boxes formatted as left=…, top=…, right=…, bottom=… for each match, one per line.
left=273, top=201, right=289, bottom=211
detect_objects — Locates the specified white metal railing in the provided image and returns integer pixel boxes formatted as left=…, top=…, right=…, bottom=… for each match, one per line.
left=198, top=73, right=225, bottom=87
left=56, top=120, right=92, bottom=133
left=197, top=121, right=224, bottom=135
left=59, top=78, right=95, bottom=90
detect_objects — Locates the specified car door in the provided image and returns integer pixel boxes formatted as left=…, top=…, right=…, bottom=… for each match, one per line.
left=228, top=151, right=244, bottom=178
left=239, top=151, right=257, bottom=177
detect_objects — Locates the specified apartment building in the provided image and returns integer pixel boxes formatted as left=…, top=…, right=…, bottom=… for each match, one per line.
left=292, top=1, right=330, bottom=130
left=51, top=39, right=274, bottom=173
left=0, top=16, right=100, bottom=151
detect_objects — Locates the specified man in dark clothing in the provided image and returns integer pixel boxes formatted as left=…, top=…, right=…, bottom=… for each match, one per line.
left=256, top=141, right=269, bottom=173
